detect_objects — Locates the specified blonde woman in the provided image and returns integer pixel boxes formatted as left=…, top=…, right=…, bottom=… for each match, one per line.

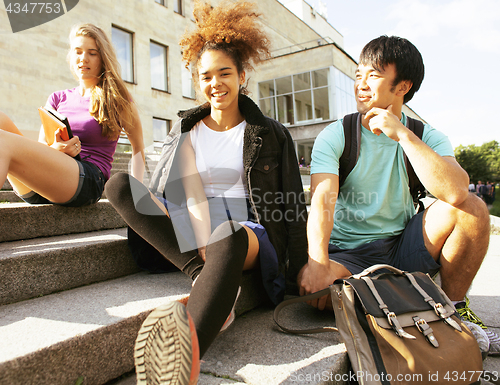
left=0, top=23, right=144, bottom=207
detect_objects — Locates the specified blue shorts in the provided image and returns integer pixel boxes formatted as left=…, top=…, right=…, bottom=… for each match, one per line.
left=328, top=211, right=441, bottom=276
left=20, top=160, right=106, bottom=207
left=150, top=196, right=285, bottom=304
left=240, top=220, right=284, bottom=305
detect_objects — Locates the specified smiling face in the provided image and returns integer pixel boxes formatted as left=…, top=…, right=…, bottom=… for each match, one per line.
left=197, top=49, right=245, bottom=113
left=354, top=62, right=403, bottom=115
left=69, top=35, right=103, bottom=88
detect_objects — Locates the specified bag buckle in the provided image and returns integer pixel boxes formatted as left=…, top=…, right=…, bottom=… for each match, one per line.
left=433, top=303, right=462, bottom=331
left=413, top=317, right=439, bottom=348
left=387, top=312, right=416, bottom=339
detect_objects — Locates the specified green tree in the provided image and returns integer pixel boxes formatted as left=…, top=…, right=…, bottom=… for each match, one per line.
left=455, top=144, right=488, bottom=183
left=482, top=140, right=500, bottom=182
left=454, top=141, right=499, bottom=184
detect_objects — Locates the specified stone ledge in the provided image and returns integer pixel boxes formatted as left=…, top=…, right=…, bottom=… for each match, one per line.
left=0, top=200, right=126, bottom=242
left=0, top=270, right=268, bottom=385
left=0, top=190, right=22, bottom=203
left=0, top=228, right=140, bottom=305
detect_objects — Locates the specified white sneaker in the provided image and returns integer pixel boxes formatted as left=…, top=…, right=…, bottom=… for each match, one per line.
left=134, top=301, right=200, bottom=385
left=462, top=320, right=490, bottom=360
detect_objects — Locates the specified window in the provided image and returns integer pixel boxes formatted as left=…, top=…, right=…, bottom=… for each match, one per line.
left=333, top=68, right=356, bottom=119
left=181, top=64, right=196, bottom=99
left=154, top=0, right=164, bottom=5
left=112, top=27, right=134, bottom=83
left=258, top=67, right=355, bottom=125
left=153, top=117, right=171, bottom=143
left=174, top=0, right=182, bottom=14
left=150, top=41, right=168, bottom=91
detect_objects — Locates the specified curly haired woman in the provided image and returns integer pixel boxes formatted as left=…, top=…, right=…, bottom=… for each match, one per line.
left=104, top=2, right=307, bottom=383
left=0, top=23, right=144, bottom=207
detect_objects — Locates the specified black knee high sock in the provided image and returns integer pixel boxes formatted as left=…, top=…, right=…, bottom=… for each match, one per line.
left=105, top=173, right=204, bottom=279
left=186, top=221, right=249, bottom=358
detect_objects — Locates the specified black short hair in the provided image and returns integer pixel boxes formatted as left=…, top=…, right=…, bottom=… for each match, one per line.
left=359, top=35, right=424, bottom=104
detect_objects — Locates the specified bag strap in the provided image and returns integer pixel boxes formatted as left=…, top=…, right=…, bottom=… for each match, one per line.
left=403, top=272, right=461, bottom=331
left=339, top=112, right=361, bottom=187
left=352, top=263, right=405, bottom=278
left=355, top=265, right=456, bottom=323
left=482, top=371, right=500, bottom=385
left=273, top=288, right=338, bottom=334
left=405, top=117, right=426, bottom=212
left=339, top=114, right=426, bottom=212
left=361, top=276, right=417, bottom=339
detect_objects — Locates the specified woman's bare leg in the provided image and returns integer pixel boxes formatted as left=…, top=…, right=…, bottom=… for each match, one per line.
left=0, top=112, right=32, bottom=195
left=243, top=225, right=259, bottom=270
left=0, top=113, right=79, bottom=203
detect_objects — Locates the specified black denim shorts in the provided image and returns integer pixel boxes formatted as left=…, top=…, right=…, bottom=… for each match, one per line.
left=328, top=211, right=441, bottom=276
left=20, top=160, right=106, bottom=207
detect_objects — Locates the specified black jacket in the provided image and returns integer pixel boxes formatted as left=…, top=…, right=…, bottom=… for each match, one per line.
left=149, top=95, right=308, bottom=294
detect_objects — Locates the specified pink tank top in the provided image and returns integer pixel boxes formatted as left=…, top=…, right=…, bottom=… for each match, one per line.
left=47, top=87, right=118, bottom=179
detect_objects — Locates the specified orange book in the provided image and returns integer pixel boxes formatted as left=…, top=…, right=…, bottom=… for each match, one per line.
left=38, top=106, right=73, bottom=146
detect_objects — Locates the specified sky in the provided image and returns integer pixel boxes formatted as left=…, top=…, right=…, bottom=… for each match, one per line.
left=303, top=0, right=499, bottom=149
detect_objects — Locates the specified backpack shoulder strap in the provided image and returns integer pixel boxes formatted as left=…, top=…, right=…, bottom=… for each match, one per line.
left=405, top=117, right=426, bottom=212
left=339, top=112, right=361, bottom=187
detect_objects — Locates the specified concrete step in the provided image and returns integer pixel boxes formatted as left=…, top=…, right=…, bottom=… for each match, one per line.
left=0, top=190, right=22, bottom=203
left=2, top=180, right=12, bottom=190
left=0, top=270, right=269, bottom=385
left=0, top=228, right=141, bottom=306
left=199, top=304, right=347, bottom=385
left=0, top=200, right=126, bottom=243
left=111, top=297, right=348, bottom=385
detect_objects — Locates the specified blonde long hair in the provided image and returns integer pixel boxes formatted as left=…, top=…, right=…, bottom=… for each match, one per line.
left=68, top=23, right=133, bottom=140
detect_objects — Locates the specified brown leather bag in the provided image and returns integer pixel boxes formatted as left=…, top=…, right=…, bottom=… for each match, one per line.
left=274, top=264, right=483, bottom=385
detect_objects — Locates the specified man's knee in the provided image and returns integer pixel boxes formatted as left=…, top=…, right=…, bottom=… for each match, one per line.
left=431, top=193, right=489, bottom=224
left=456, top=193, right=490, bottom=226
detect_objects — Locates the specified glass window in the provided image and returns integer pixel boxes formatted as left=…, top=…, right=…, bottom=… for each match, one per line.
left=293, top=72, right=311, bottom=92
left=312, top=68, right=328, bottom=88
left=276, top=76, right=292, bottom=95
left=150, top=41, right=168, bottom=91
left=174, top=0, right=182, bottom=14
left=277, top=95, right=294, bottom=125
left=112, top=27, right=134, bottom=83
left=258, top=67, right=348, bottom=125
left=333, top=68, right=356, bottom=120
left=154, top=0, right=164, bottom=5
left=259, top=80, right=275, bottom=98
left=181, top=64, right=196, bottom=99
left=152, top=117, right=170, bottom=143
left=294, top=90, right=312, bottom=122
left=259, top=98, right=275, bottom=120
left=313, top=87, right=330, bottom=121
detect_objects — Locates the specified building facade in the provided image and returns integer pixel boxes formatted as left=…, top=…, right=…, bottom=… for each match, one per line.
left=0, top=0, right=423, bottom=160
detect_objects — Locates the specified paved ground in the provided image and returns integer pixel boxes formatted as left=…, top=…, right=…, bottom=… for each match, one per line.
left=112, top=233, right=500, bottom=385
left=470, top=233, right=500, bottom=383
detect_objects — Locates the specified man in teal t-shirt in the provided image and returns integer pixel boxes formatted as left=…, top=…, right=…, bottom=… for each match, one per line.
left=299, top=36, right=497, bottom=356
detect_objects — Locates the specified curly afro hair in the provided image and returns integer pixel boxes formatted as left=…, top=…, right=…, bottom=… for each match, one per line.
left=180, top=0, right=271, bottom=94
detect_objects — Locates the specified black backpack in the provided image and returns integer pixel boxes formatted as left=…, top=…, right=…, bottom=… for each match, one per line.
left=339, top=112, right=426, bottom=213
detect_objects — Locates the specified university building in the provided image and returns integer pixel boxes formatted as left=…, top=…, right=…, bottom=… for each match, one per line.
left=0, top=0, right=423, bottom=165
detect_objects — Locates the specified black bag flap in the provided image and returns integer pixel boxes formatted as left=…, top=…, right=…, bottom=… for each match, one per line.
left=345, top=271, right=451, bottom=317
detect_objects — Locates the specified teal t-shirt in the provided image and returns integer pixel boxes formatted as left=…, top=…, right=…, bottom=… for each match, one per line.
left=310, top=113, right=454, bottom=250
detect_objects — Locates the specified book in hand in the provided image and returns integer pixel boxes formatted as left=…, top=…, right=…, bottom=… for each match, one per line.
left=38, top=106, right=81, bottom=160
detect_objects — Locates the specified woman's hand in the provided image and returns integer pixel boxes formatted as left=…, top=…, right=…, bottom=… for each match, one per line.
left=50, top=129, right=81, bottom=157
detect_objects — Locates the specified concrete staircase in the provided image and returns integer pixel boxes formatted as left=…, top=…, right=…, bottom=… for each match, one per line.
left=0, top=153, right=348, bottom=385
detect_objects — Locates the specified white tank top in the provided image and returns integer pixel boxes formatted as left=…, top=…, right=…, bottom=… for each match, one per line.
left=189, top=120, right=247, bottom=198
